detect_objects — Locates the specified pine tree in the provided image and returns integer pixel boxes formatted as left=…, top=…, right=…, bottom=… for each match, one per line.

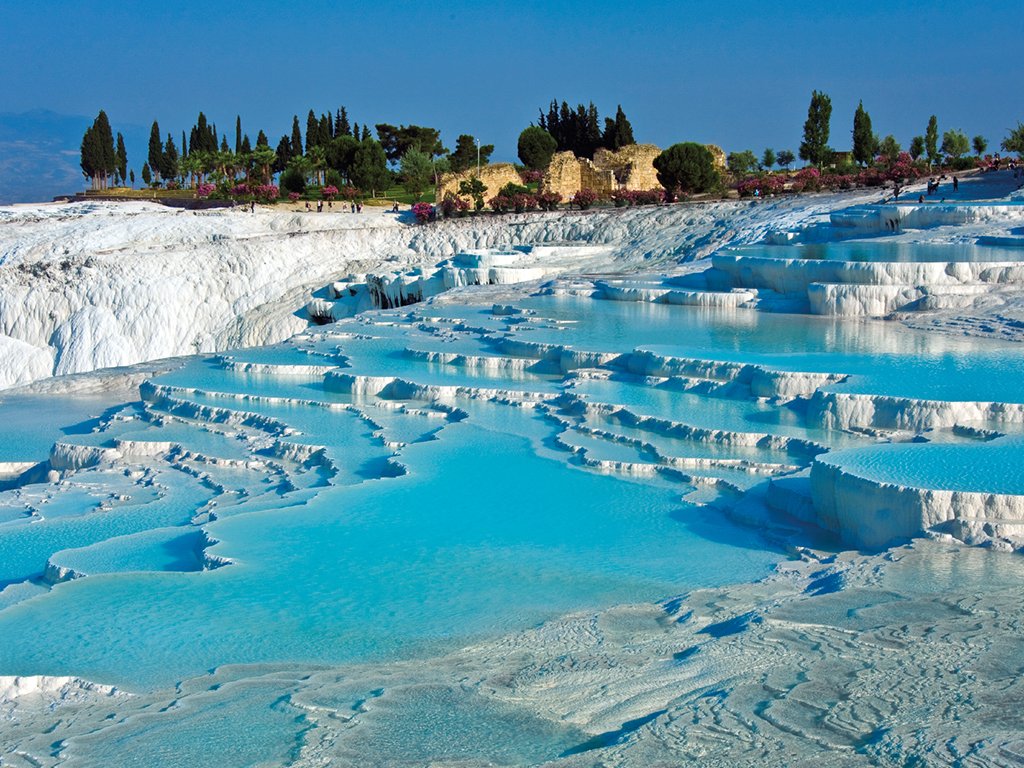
left=852, top=101, right=876, bottom=166
left=925, top=115, right=940, bottom=166
left=275, top=135, right=292, bottom=173
left=320, top=113, right=331, bottom=144
left=235, top=116, right=242, bottom=154
left=241, top=134, right=252, bottom=154
left=291, top=116, right=303, bottom=156
left=181, top=131, right=188, bottom=159
left=256, top=130, right=269, bottom=147
left=220, top=136, right=229, bottom=153
left=116, top=132, right=128, bottom=186
left=361, top=125, right=371, bottom=141
left=602, top=105, right=635, bottom=152
left=584, top=103, right=602, bottom=158
left=148, top=120, right=163, bottom=180
left=352, top=122, right=360, bottom=142
left=799, top=90, right=832, bottom=168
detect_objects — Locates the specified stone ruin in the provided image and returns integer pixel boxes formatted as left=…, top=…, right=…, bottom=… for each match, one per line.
left=541, top=144, right=663, bottom=200
left=436, top=163, right=523, bottom=209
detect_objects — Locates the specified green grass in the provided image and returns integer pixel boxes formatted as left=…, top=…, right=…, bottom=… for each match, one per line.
left=369, top=186, right=436, bottom=205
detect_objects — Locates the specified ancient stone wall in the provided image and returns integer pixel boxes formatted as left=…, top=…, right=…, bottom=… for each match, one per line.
left=436, top=163, right=523, bottom=208
left=541, top=144, right=663, bottom=199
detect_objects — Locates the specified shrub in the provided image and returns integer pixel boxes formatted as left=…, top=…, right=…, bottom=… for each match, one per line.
left=440, top=192, right=470, bottom=217
left=322, top=185, right=339, bottom=199
left=280, top=166, right=306, bottom=194
left=196, top=183, right=216, bottom=198
left=519, top=169, right=544, bottom=184
left=411, top=202, right=433, bottom=223
left=653, top=143, right=720, bottom=195
left=790, top=167, right=822, bottom=193
left=634, top=188, right=664, bottom=205
left=288, top=191, right=301, bottom=202
left=340, top=185, right=362, bottom=201
left=499, top=182, right=530, bottom=198
left=611, top=188, right=636, bottom=207
left=252, top=184, right=279, bottom=203
left=737, top=174, right=786, bottom=197
left=230, top=183, right=249, bottom=197
left=572, top=188, right=599, bottom=210
left=536, top=191, right=562, bottom=211
left=517, top=126, right=558, bottom=170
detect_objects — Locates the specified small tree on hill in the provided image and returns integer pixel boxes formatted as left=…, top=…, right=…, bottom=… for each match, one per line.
left=653, top=143, right=719, bottom=196
left=878, top=135, right=901, bottom=164
left=727, top=150, right=758, bottom=177
left=941, top=129, right=969, bottom=161
left=973, top=135, right=988, bottom=156
left=148, top=120, right=163, bottom=180
left=1000, top=123, right=1024, bottom=156
left=852, top=101, right=877, bottom=167
left=349, top=139, right=390, bottom=196
left=448, top=134, right=493, bottom=174
left=602, top=105, right=635, bottom=151
left=458, top=178, right=487, bottom=211
left=761, top=148, right=776, bottom=170
left=141, top=163, right=152, bottom=187
left=518, top=126, right=558, bottom=170
left=909, top=135, right=925, bottom=160
left=925, top=115, right=940, bottom=166
left=400, top=148, right=433, bottom=200
left=799, top=90, right=832, bottom=169
left=776, top=149, right=795, bottom=169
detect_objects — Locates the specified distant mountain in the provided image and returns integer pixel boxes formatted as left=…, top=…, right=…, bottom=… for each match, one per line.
left=0, top=110, right=147, bottom=205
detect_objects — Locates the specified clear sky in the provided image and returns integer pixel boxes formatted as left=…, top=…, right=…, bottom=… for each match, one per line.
left=2, top=0, right=1022, bottom=164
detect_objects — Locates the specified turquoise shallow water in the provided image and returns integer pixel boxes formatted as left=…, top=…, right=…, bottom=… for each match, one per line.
left=3, top=227, right=1024, bottom=764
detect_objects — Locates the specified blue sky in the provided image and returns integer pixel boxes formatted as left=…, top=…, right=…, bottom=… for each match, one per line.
left=2, top=0, right=1022, bottom=171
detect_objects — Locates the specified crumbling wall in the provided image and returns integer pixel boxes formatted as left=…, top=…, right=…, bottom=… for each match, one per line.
left=542, top=144, right=663, bottom=198
left=436, top=163, right=523, bottom=208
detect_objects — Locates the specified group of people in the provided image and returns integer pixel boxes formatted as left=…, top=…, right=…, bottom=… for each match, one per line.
left=303, top=200, right=363, bottom=213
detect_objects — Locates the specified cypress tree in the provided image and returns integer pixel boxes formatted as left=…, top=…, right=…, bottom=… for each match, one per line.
left=361, top=124, right=371, bottom=141
left=235, top=115, right=242, bottom=154
left=275, top=135, right=292, bottom=173
left=336, top=107, right=351, bottom=137
left=141, top=163, right=152, bottom=186
left=290, top=116, right=303, bottom=156
left=161, top=134, right=179, bottom=182
left=852, top=101, right=876, bottom=166
left=256, top=130, right=269, bottom=147
left=93, top=110, right=116, bottom=188
left=319, top=113, right=331, bottom=146
left=220, top=136, right=229, bottom=153
left=352, top=122, right=360, bottom=142
left=148, top=120, right=163, bottom=180
left=80, top=123, right=98, bottom=189
left=181, top=131, right=188, bottom=159
left=241, top=134, right=252, bottom=154
left=584, top=103, right=602, bottom=158
left=306, top=110, right=318, bottom=150
left=116, top=132, right=128, bottom=185
left=799, top=90, right=832, bottom=168
left=925, top=115, right=940, bottom=166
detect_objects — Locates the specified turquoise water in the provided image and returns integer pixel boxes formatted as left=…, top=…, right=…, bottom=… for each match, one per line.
left=3, top=230, right=1024, bottom=764
left=723, top=241, right=1024, bottom=263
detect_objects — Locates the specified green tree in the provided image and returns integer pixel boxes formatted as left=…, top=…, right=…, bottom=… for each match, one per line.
left=256, top=130, right=269, bottom=147
left=251, top=144, right=277, bottom=184
left=653, top=142, right=720, bottom=195
left=349, top=139, right=390, bottom=196
left=458, top=178, right=487, bottom=211
left=909, top=135, right=925, bottom=160
left=141, top=163, right=152, bottom=187
left=235, top=115, right=242, bottom=154
left=878, top=135, right=901, bottom=163
left=852, top=100, right=877, bottom=166
left=400, top=148, right=433, bottom=200
left=335, top=106, right=351, bottom=137
left=306, top=110, right=319, bottom=151
left=761, top=148, right=776, bottom=170
left=115, top=132, right=127, bottom=185
left=291, top=115, right=303, bottom=157
left=799, top=90, right=832, bottom=169
left=602, top=105, right=635, bottom=151
left=925, top=115, right=939, bottom=166
left=973, top=135, right=988, bottom=156
left=327, top=134, right=360, bottom=180
left=129, top=169, right=135, bottom=188
left=375, top=124, right=446, bottom=164
left=275, top=135, right=292, bottom=173
left=160, top=134, right=179, bottom=183
left=448, top=134, right=494, bottom=174
left=148, top=120, right=163, bottom=180
left=776, top=149, right=795, bottom=169
left=79, top=123, right=101, bottom=189
left=1000, top=123, right=1024, bottom=155
left=727, top=149, right=758, bottom=177
left=518, top=126, right=558, bottom=170
left=307, top=144, right=327, bottom=186
left=941, top=129, right=970, bottom=160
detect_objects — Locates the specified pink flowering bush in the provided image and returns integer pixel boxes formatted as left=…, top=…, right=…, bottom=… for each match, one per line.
left=288, top=191, right=301, bottom=202
left=572, top=188, right=600, bottom=210
left=412, top=202, right=434, bottom=223
left=322, top=185, right=339, bottom=199
left=340, top=186, right=361, bottom=201
left=611, top=188, right=636, bottom=207
left=230, top=183, right=249, bottom=197
left=519, top=169, right=544, bottom=184
left=196, top=183, right=216, bottom=198
left=439, top=192, right=470, bottom=217
left=790, top=167, right=822, bottom=193
left=737, top=174, right=787, bottom=197
left=536, top=191, right=562, bottom=211
left=252, top=184, right=279, bottom=203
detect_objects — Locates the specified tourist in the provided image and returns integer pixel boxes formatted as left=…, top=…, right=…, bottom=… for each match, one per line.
left=250, top=200, right=255, bottom=214
left=392, top=201, right=399, bottom=213
left=952, top=176, right=959, bottom=192
left=918, top=194, right=925, bottom=203
left=357, top=203, right=362, bottom=213
left=351, top=203, right=355, bottom=213
left=305, top=201, right=311, bottom=212
left=317, top=200, right=323, bottom=213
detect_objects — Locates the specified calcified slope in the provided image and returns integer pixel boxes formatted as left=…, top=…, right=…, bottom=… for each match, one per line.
left=0, top=193, right=878, bottom=388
